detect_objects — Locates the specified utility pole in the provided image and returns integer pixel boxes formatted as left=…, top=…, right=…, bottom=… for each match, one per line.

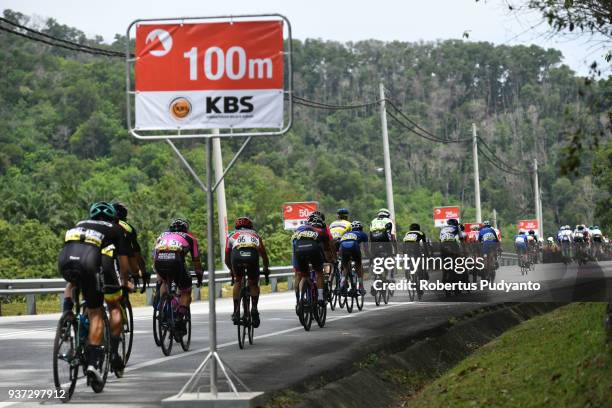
left=492, top=208, right=497, bottom=229
left=472, top=123, right=482, bottom=223
left=212, top=129, right=229, bottom=267
left=533, top=158, right=542, bottom=237
left=379, top=83, right=396, bottom=230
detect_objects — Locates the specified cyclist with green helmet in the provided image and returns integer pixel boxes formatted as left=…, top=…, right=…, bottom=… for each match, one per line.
left=58, top=202, right=131, bottom=386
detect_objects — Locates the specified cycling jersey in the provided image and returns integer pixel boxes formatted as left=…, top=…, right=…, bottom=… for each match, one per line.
left=514, top=234, right=528, bottom=254
left=557, top=230, right=573, bottom=243
left=370, top=217, right=392, bottom=233
left=225, top=229, right=267, bottom=280
left=439, top=225, right=460, bottom=242
left=403, top=230, right=427, bottom=256
left=339, top=230, right=368, bottom=266
left=329, top=219, right=352, bottom=241
left=118, top=220, right=142, bottom=254
left=59, top=219, right=129, bottom=309
left=292, top=224, right=330, bottom=274
left=154, top=231, right=200, bottom=290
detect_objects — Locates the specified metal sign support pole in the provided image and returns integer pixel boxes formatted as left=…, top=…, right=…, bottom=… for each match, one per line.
left=206, top=137, right=218, bottom=395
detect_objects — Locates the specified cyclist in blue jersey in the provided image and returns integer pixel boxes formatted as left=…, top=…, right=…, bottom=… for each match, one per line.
left=514, top=230, right=529, bottom=266
left=339, top=221, right=369, bottom=295
left=478, top=220, right=500, bottom=270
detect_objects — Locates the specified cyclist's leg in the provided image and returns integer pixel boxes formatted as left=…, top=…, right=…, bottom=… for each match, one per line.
left=247, top=261, right=261, bottom=327
left=81, top=265, right=106, bottom=382
left=231, top=264, right=245, bottom=323
left=176, top=261, right=192, bottom=316
left=102, top=255, right=124, bottom=369
left=339, top=246, right=350, bottom=292
left=313, top=248, right=325, bottom=304
left=353, top=246, right=365, bottom=294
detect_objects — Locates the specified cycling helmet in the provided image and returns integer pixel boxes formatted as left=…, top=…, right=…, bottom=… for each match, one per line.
left=471, top=224, right=479, bottom=231
left=112, top=202, right=128, bottom=220
left=307, top=214, right=324, bottom=228
left=337, top=208, right=349, bottom=219
left=89, top=201, right=116, bottom=220
left=460, top=224, right=465, bottom=231
left=169, top=218, right=189, bottom=232
left=235, top=217, right=253, bottom=230
left=447, top=218, right=459, bottom=226
left=377, top=208, right=391, bottom=218
left=483, top=220, right=491, bottom=227
left=409, top=223, right=420, bottom=231
left=311, top=210, right=325, bottom=221
left=547, top=237, right=554, bottom=243
left=528, top=230, right=535, bottom=235
left=351, top=220, right=363, bottom=231
left=519, top=230, right=526, bottom=235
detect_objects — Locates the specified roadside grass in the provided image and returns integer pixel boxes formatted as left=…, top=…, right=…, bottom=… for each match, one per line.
left=0, top=280, right=291, bottom=316
left=403, top=302, right=612, bottom=407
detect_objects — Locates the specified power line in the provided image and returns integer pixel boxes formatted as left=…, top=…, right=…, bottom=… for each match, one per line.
left=477, top=136, right=530, bottom=175
left=385, top=99, right=472, bottom=143
left=0, top=17, right=124, bottom=57
left=292, top=95, right=382, bottom=110
left=386, top=109, right=457, bottom=143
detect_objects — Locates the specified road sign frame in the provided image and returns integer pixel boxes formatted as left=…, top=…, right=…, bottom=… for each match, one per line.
left=125, top=14, right=293, bottom=140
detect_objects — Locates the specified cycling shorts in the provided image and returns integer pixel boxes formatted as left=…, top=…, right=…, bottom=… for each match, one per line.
left=58, top=242, right=104, bottom=309
left=515, top=244, right=527, bottom=254
left=293, top=240, right=324, bottom=275
left=154, top=251, right=192, bottom=290
left=101, top=254, right=121, bottom=294
left=339, top=242, right=362, bottom=267
left=231, top=248, right=260, bottom=281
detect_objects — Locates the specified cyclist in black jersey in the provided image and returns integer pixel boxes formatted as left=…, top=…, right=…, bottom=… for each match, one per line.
left=58, top=202, right=131, bottom=386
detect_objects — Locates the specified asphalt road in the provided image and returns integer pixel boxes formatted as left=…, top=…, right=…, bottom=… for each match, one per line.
left=0, top=261, right=610, bottom=407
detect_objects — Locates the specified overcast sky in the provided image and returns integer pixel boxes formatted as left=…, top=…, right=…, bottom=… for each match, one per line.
left=2, top=0, right=607, bottom=76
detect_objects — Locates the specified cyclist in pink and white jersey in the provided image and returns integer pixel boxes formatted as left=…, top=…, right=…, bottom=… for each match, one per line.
left=153, top=218, right=203, bottom=336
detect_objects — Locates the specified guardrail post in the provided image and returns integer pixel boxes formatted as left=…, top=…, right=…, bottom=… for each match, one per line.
left=215, top=282, right=223, bottom=298
left=287, top=276, right=294, bottom=290
left=59, top=292, right=64, bottom=312
left=270, top=277, right=278, bottom=292
left=146, top=287, right=154, bottom=305
left=26, top=294, right=36, bottom=315
left=193, top=284, right=201, bottom=301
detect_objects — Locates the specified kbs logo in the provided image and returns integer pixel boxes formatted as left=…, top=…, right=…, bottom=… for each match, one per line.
left=169, top=97, right=192, bottom=120
left=206, top=96, right=254, bottom=114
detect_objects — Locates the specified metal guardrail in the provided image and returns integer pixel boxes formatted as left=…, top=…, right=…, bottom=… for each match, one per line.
left=0, top=254, right=519, bottom=315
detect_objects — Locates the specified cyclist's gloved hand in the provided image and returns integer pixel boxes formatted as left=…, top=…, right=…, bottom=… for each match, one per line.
left=263, top=266, right=270, bottom=285
left=196, top=270, right=203, bottom=288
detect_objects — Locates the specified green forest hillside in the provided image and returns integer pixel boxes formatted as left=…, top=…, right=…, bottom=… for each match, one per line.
left=0, top=9, right=610, bottom=278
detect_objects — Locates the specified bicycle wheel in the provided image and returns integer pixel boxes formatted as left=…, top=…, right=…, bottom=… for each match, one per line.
left=329, top=272, right=338, bottom=311
left=114, top=310, right=126, bottom=379
left=382, top=284, right=390, bottom=305
left=180, top=308, right=191, bottom=351
left=374, top=280, right=382, bottom=306
left=315, top=291, right=326, bottom=328
left=300, top=280, right=313, bottom=331
left=123, top=298, right=134, bottom=364
left=153, top=301, right=161, bottom=347
left=53, top=312, right=78, bottom=402
left=356, top=278, right=364, bottom=311
left=159, top=297, right=174, bottom=356
left=338, top=279, right=347, bottom=309
left=90, top=313, right=110, bottom=393
left=238, top=292, right=247, bottom=349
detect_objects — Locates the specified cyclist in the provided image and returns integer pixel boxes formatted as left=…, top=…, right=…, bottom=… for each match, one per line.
left=225, top=217, right=270, bottom=328
left=557, top=225, right=573, bottom=262
left=112, top=202, right=149, bottom=291
left=58, top=202, right=131, bottom=385
left=292, top=213, right=334, bottom=307
left=465, top=224, right=481, bottom=267
left=589, top=225, right=604, bottom=259
left=514, top=230, right=529, bottom=267
left=369, top=208, right=396, bottom=291
left=439, top=218, right=462, bottom=286
left=526, top=230, right=538, bottom=263
left=338, top=220, right=369, bottom=295
left=329, top=208, right=352, bottom=246
left=478, top=220, right=500, bottom=273
left=402, top=223, right=429, bottom=280
left=572, top=224, right=589, bottom=262
left=153, top=219, right=203, bottom=338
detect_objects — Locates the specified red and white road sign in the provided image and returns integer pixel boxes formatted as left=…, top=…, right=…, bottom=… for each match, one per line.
left=135, top=21, right=284, bottom=130
left=518, top=219, right=539, bottom=236
left=283, top=202, right=318, bottom=230
left=433, top=206, right=460, bottom=227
